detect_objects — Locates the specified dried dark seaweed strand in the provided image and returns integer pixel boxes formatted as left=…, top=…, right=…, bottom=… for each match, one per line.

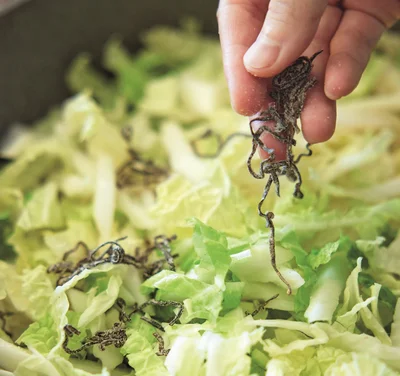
left=142, top=260, right=165, bottom=279
left=127, top=298, right=183, bottom=331
left=271, top=51, right=322, bottom=94
left=248, top=52, right=322, bottom=296
left=290, top=162, right=305, bottom=199
left=295, top=143, right=312, bottom=164
left=249, top=125, right=277, bottom=159
left=154, top=234, right=177, bottom=271
left=141, top=316, right=165, bottom=332
left=114, top=298, right=133, bottom=323
left=63, top=241, right=90, bottom=262
left=63, top=325, right=84, bottom=355
left=116, top=145, right=169, bottom=189
left=140, top=299, right=184, bottom=326
left=58, top=244, right=124, bottom=286
left=92, top=239, right=129, bottom=264
left=117, top=157, right=169, bottom=185
left=257, top=179, right=291, bottom=295
left=140, top=254, right=177, bottom=280
left=62, top=322, right=127, bottom=354
left=246, top=138, right=266, bottom=179
left=55, top=237, right=139, bottom=286
left=247, top=126, right=296, bottom=181
left=47, top=241, right=90, bottom=274
left=135, top=235, right=177, bottom=278
left=245, top=293, right=280, bottom=316
left=192, top=129, right=224, bottom=151
left=0, top=312, right=13, bottom=337
left=133, top=238, right=155, bottom=264
left=249, top=120, right=296, bottom=146
left=47, top=241, right=92, bottom=286
left=89, top=237, right=128, bottom=260
left=143, top=259, right=170, bottom=279
left=84, top=323, right=127, bottom=351
left=153, top=331, right=170, bottom=356
left=118, top=124, right=169, bottom=189
left=191, top=129, right=253, bottom=159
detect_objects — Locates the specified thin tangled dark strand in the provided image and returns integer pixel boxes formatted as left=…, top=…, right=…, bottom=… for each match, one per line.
left=117, top=125, right=169, bottom=189
left=245, top=294, right=279, bottom=317
left=154, top=234, right=177, bottom=271
left=48, top=237, right=143, bottom=286
left=246, top=51, right=322, bottom=295
left=114, top=297, right=184, bottom=332
left=47, top=241, right=90, bottom=286
left=115, top=297, right=134, bottom=324
left=153, top=331, right=170, bottom=356
left=295, top=143, right=313, bottom=164
left=114, top=299, right=172, bottom=354
left=190, top=129, right=252, bottom=159
left=141, top=317, right=165, bottom=332
left=136, top=235, right=178, bottom=279
left=62, top=322, right=127, bottom=354
left=47, top=234, right=178, bottom=286
left=139, top=299, right=184, bottom=327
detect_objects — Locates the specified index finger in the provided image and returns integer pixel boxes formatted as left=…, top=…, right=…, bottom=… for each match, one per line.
left=217, top=0, right=270, bottom=116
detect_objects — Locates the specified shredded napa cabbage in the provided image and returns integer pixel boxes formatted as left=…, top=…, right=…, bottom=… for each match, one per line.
left=1, top=20, right=400, bottom=376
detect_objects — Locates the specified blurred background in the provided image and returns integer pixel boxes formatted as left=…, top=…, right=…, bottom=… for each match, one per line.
left=0, top=0, right=218, bottom=131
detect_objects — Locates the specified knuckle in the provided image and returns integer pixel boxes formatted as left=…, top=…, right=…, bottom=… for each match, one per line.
left=217, top=0, right=267, bottom=23
left=332, top=26, right=377, bottom=67
left=262, top=0, right=323, bottom=43
left=375, top=0, right=400, bottom=27
left=352, top=28, right=378, bottom=59
left=267, top=0, right=294, bottom=25
left=344, top=0, right=400, bottom=28
left=259, top=0, right=294, bottom=44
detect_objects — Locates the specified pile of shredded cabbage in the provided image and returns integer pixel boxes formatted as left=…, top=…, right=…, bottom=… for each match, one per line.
left=1, top=20, right=400, bottom=376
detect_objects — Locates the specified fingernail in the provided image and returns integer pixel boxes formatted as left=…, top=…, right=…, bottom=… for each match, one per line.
left=244, top=41, right=280, bottom=70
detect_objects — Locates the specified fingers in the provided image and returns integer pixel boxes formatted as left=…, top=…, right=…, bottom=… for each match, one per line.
left=243, top=0, right=328, bottom=78
left=300, top=5, right=342, bottom=144
left=343, top=0, right=400, bottom=28
left=324, top=10, right=386, bottom=100
left=217, top=0, right=270, bottom=115
left=253, top=5, right=342, bottom=160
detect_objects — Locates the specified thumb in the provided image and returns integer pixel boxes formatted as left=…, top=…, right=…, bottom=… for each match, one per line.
left=244, top=0, right=327, bottom=77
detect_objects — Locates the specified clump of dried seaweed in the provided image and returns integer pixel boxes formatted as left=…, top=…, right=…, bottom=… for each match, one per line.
left=63, top=322, right=127, bottom=354
left=63, top=297, right=181, bottom=357
left=192, top=52, right=321, bottom=295
left=247, top=51, right=321, bottom=294
left=115, top=297, right=183, bottom=332
left=133, top=235, right=178, bottom=279
left=48, top=234, right=177, bottom=286
left=116, top=125, right=169, bottom=189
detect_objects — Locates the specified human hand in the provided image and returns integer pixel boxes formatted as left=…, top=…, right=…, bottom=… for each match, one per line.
left=217, top=0, right=400, bottom=151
